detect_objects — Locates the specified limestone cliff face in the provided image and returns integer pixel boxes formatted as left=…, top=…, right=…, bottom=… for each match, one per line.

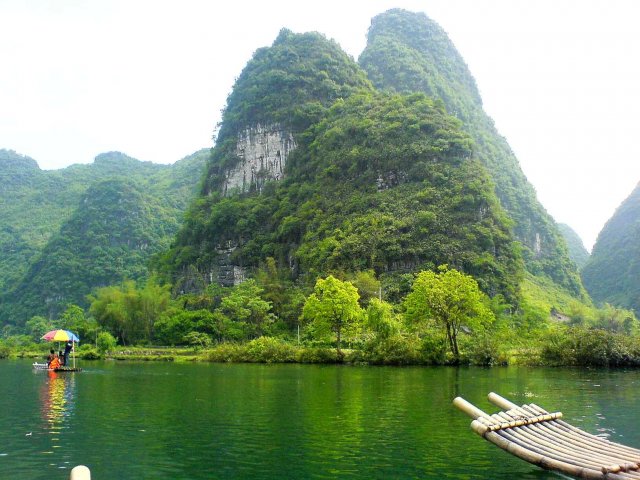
left=222, top=124, right=296, bottom=195
left=213, top=124, right=295, bottom=285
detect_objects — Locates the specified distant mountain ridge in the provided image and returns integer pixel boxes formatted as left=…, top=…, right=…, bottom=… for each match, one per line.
left=582, top=182, right=640, bottom=315
left=557, top=223, right=590, bottom=269
left=0, top=148, right=208, bottom=325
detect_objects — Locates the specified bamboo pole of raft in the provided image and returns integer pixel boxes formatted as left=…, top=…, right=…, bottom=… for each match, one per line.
left=491, top=399, right=640, bottom=474
left=517, top=402, right=640, bottom=461
left=487, top=411, right=623, bottom=474
left=524, top=403, right=640, bottom=464
left=492, top=425, right=622, bottom=476
left=454, top=395, right=636, bottom=480
left=489, top=393, right=640, bottom=463
left=491, top=407, right=639, bottom=474
left=523, top=409, right=640, bottom=471
left=492, top=405, right=628, bottom=466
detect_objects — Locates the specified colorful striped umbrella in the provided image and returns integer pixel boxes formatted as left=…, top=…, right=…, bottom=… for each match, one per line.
left=41, top=329, right=80, bottom=342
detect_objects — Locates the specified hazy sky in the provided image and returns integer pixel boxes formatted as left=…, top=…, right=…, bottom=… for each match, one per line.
left=2, top=0, right=640, bottom=251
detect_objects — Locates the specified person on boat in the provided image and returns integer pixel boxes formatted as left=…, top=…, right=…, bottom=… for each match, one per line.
left=63, top=341, right=73, bottom=366
left=58, top=350, right=64, bottom=366
left=47, top=349, right=56, bottom=366
left=49, top=354, right=61, bottom=370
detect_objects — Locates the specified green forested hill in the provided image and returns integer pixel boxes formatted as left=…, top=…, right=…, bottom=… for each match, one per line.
left=557, top=223, right=590, bottom=269
left=0, top=149, right=208, bottom=324
left=582, top=183, right=640, bottom=315
left=358, top=9, right=583, bottom=296
left=4, top=179, right=177, bottom=320
left=201, top=28, right=373, bottom=195
left=160, top=30, right=523, bottom=304
left=1, top=149, right=74, bottom=289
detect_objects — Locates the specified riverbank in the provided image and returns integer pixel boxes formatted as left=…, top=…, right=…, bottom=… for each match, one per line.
left=6, top=326, right=640, bottom=367
left=9, top=327, right=634, bottom=369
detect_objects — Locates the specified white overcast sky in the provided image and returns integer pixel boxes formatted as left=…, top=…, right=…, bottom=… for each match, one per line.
left=2, top=0, right=640, bottom=251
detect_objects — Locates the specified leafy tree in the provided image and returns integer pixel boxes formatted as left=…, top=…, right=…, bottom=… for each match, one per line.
left=183, top=331, right=212, bottom=350
left=218, top=279, right=273, bottom=339
left=88, top=279, right=171, bottom=345
left=404, top=266, right=494, bottom=361
left=25, top=315, right=52, bottom=342
left=137, top=277, right=172, bottom=341
left=96, top=331, right=117, bottom=353
left=254, top=257, right=306, bottom=329
left=58, top=304, right=85, bottom=329
left=365, top=298, right=401, bottom=341
left=154, top=309, right=217, bottom=345
left=56, top=304, right=100, bottom=346
left=88, top=283, right=131, bottom=344
left=301, top=275, right=363, bottom=360
left=348, top=270, right=381, bottom=307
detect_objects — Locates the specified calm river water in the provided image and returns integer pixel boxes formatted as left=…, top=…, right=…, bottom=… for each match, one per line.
left=1, top=359, right=640, bottom=479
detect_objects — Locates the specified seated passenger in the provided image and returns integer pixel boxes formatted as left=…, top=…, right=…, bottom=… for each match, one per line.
left=49, top=355, right=61, bottom=369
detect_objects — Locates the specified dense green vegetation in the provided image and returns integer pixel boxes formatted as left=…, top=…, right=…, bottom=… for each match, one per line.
left=201, top=29, right=373, bottom=194
left=358, top=9, right=583, bottom=296
left=0, top=149, right=208, bottom=327
left=3, top=10, right=636, bottom=370
left=3, top=179, right=177, bottom=321
left=404, top=266, right=494, bottom=361
left=3, top=265, right=638, bottom=367
left=557, top=223, right=590, bottom=269
left=582, top=183, right=640, bottom=316
left=163, top=92, right=522, bottom=305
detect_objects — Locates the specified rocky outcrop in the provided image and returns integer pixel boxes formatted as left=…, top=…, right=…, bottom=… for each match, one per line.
left=222, top=124, right=296, bottom=195
left=213, top=243, right=247, bottom=287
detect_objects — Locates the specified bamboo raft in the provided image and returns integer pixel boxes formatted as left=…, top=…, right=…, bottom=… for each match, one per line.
left=454, top=392, right=640, bottom=479
left=32, top=362, right=82, bottom=372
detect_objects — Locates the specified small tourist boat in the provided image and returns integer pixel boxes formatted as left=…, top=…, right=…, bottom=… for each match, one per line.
left=32, top=362, right=82, bottom=372
left=38, top=328, right=82, bottom=371
left=454, top=392, right=640, bottom=479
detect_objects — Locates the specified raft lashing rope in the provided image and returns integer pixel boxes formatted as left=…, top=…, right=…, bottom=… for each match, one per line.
left=453, top=392, right=640, bottom=479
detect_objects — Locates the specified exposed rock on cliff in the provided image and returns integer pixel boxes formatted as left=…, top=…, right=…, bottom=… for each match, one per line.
left=223, top=124, right=296, bottom=195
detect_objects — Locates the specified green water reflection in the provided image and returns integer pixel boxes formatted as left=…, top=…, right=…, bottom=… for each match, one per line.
left=1, top=360, right=639, bottom=479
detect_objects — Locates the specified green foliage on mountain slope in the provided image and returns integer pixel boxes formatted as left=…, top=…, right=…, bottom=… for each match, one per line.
left=163, top=91, right=523, bottom=304
left=3, top=179, right=179, bottom=322
left=358, top=9, right=583, bottom=296
left=557, top=223, right=590, bottom=269
left=202, top=29, right=373, bottom=194
left=582, top=183, right=640, bottom=315
left=0, top=149, right=208, bottom=325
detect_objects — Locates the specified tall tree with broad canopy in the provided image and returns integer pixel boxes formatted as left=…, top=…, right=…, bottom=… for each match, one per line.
left=404, top=265, right=494, bottom=362
left=301, top=275, right=363, bottom=361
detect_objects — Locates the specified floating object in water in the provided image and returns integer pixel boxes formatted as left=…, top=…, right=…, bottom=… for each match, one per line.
left=454, top=392, right=640, bottom=479
left=25, top=432, right=32, bottom=436
left=32, top=363, right=82, bottom=372
left=70, top=465, right=91, bottom=480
